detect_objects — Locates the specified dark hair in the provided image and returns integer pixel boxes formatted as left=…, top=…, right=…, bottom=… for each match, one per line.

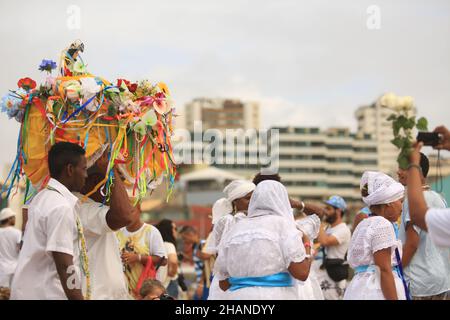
left=420, top=152, right=429, bottom=178
left=179, top=225, right=197, bottom=234
left=361, top=184, right=369, bottom=198
left=48, top=142, right=86, bottom=178
left=253, top=172, right=281, bottom=185
left=155, top=219, right=177, bottom=249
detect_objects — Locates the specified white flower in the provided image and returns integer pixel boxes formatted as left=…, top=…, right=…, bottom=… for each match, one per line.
left=80, top=77, right=101, bottom=111
left=63, top=80, right=82, bottom=101
left=380, top=92, right=398, bottom=108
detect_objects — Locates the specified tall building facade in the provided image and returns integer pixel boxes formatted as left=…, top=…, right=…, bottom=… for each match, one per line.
left=184, top=98, right=260, bottom=131
left=355, top=95, right=417, bottom=176
left=175, top=126, right=378, bottom=202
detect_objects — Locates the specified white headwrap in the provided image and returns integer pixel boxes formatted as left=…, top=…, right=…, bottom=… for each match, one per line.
left=211, top=180, right=256, bottom=224
left=223, top=180, right=256, bottom=203
left=212, top=198, right=233, bottom=224
left=248, top=180, right=295, bottom=222
left=361, top=171, right=405, bottom=206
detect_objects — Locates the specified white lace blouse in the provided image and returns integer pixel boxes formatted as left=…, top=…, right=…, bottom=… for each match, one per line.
left=215, top=214, right=306, bottom=280
left=348, top=216, right=401, bottom=268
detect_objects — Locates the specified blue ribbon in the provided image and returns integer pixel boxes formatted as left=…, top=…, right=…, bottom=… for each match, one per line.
left=354, top=264, right=401, bottom=277
left=228, top=272, right=293, bottom=291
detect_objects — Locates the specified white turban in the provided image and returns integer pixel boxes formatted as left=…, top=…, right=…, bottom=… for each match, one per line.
left=212, top=198, right=233, bottom=224
left=361, top=171, right=405, bottom=206
left=223, top=180, right=256, bottom=203
left=211, top=180, right=256, bottom=224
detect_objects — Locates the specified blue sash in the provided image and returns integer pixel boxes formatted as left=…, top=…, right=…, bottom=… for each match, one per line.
left=354, top=265, right=401, bottom=278
left=229, top=272, right=293, bottom=291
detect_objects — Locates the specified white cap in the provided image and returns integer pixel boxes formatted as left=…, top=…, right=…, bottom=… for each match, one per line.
left=0, top=208, right=16, bottom=222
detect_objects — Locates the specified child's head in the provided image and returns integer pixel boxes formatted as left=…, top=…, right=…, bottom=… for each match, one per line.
left=140, top=279, right=166, bottom=300
left=0, top=287, right=11, bottom=300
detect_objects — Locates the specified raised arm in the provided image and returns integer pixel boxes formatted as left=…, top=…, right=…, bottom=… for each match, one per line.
left=106, top=168, right=134, bottom=230
left=407, top=142, right=429, bottom=231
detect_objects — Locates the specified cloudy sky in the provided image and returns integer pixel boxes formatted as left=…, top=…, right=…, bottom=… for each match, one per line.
left=0, top=0, right=449, bottom=166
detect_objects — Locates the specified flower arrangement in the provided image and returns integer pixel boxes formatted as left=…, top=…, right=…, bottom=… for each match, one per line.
left=381, top=93, right=428, bottom=169
left=1, top=41, right=177, bottom=204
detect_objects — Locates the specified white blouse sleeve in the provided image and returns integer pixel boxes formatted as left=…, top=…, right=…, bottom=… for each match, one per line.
left=213, top=247, right=230, bottom=281
left=369, top=217, right=397, bottom=253
left=281, top=223, right=306, bottom=268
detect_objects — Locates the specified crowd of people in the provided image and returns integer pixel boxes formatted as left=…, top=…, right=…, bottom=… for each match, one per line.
left=0, top=125, right=450, bottom=300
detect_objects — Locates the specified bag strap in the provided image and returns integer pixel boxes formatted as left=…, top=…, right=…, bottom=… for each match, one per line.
left=392, top=223, right=411, bottom=300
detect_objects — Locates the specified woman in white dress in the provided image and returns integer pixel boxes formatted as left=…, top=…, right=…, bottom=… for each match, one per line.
left=205, top=180, right=255, bottom=300
left=215, top=180, right=312, bottom=300
left=295, top=214, right=324, bottom=300
left=344, top=171, right=409, bottom=300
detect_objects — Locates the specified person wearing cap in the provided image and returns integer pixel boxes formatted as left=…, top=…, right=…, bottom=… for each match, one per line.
left=315, top=195, right=351, bottom=300
left=204, top=180, right=256, bottom=300
left=397, top=152, right=449, bottom=300
left=0, top=208, right=21, bottom=288
left=344, top=171, right=407, bottom=300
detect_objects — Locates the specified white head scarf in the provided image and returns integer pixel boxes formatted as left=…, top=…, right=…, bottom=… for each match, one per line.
left=223, top=180, right=256, bottom=203
left=248, top=180, right=295, bottom=222
left=211, top=180, right=256, bottom=224
left=360, top=171, right=405, bottom=206
left=212, top=198, right=233, bottom=224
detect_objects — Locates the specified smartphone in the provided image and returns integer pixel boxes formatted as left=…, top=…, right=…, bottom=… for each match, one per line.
left=417, top=132, right=441, bottom=147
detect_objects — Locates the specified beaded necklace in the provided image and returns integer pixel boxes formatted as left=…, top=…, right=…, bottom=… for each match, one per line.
left=46, top=185, right=91, bottom=299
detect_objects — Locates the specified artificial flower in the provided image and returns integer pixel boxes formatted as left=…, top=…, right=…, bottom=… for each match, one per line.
left=63, top=80, right=82, bottom=101
left=73, top=59, right=87, bottom=74
left=117, top=79, right=138, bottom=93
left=80, top=77, right=101, bottom=111
left=38, top=59, right=57, bottom=73
left=44, top=76, right=56, bottom=90
left=157, top=82, right=170, bottom=95
left=142, top=109, right=157, bottom=126
left=17, top=77, right=36, bottom=91
left=133, top=120, right=147, bottom=135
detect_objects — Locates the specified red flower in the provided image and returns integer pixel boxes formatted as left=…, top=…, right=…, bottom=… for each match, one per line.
left=117, top=79, right=137, bottom=92
left=128, top=83, right=138, bottom=93
left=117, top=79, right=130, bottom=87
left=17, top=77, right=37, bottom=91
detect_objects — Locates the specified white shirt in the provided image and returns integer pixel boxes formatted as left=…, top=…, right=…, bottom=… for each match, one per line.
left=399, top=190, right=450, bottom=297
left=118, top=224, right=166, bottom=282
left=74, top=193, right=130, bottom=300
left=0, top=226, right=21, bottom=278
left=157, top=242, right=178, bottom=288
left=324, top=222, right=351, bottom=259
left=11, top=178, right=81, bottom=300
left=426, top=207, right=450, bottom=247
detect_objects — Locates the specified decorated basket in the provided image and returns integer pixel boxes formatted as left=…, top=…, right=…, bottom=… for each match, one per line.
left=1, top=40, right=177, bottom=204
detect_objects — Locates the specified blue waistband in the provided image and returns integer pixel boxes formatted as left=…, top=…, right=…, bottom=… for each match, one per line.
left=354, top=265, right=401, bottom=277
left=228, top=272, right=293, bottom=291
